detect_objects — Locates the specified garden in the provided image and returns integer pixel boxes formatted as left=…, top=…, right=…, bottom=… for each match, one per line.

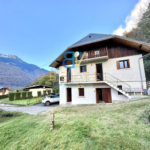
left=0, top=88, right=59, bottom=106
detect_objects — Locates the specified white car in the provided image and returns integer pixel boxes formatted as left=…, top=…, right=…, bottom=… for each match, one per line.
left=42, top=95, right=59, bottom=106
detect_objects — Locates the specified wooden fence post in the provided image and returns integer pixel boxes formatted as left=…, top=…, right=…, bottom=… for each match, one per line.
left=50, top=112, right=55, bottom=130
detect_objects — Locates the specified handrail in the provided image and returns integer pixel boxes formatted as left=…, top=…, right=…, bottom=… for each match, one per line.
left=104, top=73, right=131, bottom=88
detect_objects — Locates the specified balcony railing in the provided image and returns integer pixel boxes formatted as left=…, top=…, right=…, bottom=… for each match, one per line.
left=60, top=73, right=131, bottom=93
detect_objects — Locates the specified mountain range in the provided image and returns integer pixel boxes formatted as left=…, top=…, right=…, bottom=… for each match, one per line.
left=0, top=54, right=49, bottom=89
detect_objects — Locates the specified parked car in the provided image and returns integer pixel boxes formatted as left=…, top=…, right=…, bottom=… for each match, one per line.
left=50, top=93, right=55, bottom=95
left=42, top=95, right=59, bottom=106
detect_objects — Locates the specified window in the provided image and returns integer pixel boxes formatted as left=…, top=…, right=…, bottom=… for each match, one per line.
left=79, top=88, right=84, bottom=96
left=117, top=60, right=130, bottom=69
left=117, top=85, right=123, bottom=95
left=80, top=65, right=86, bottom=72
left=84, top=52, right=88, bottom=59
left=95, top=50, right=100, bottom=57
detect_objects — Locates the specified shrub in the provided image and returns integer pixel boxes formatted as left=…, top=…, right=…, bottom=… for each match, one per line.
left=37, top=91, right=41, bottom=97
left=28, top=92, right=32, bottom=99
left=16, top=90, right=19, bottom=92
left=48, top=90, right=51, bottom=95
left=16, top=92, right=21, bottom=100
left=22, top=92, right=27, bottom=99
left=0, top=95, right=8, bottom=99
left=55, top=89, right=59, bottom=93
left=43, top=90, right=47, bottom=96
left=9, top=93, right=15, bottom=101
left=53, top=89, right=55, bottom=94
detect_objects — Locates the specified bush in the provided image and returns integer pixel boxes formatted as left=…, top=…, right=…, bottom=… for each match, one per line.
left=9, top=93, right=15, bottom=101
left=16, top=90, right=19, bottom=92
left=55, top=89, right=59, bottom=93
left=53, top=89, right=55, bottom=94
left=0, top=95, right=8, bottom=99
left=22, top=92, right=27, bottom=99
left=48, top=90, right=51, bottom=95
left=37, top=91, right=41, bottom=97
left=28, top=92, right=32, bottom=99
left=43, top=90, right=47, bottom=96
left=16, top=92, right=21, bottom=100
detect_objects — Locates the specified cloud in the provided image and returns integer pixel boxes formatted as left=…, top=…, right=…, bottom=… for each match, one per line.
left=113, top=0, right=150, bottom=36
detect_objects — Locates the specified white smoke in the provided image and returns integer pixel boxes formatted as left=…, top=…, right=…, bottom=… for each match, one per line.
left=113, top=0, right=150, bottom=36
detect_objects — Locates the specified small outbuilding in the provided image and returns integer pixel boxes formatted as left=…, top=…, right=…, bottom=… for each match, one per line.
left=23, top=85, right=53, bottom=97
left=0, top=86, right=10, bottom=95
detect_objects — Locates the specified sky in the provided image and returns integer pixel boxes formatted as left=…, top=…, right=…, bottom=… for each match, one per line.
left=0, top=0, right=148, bottom=71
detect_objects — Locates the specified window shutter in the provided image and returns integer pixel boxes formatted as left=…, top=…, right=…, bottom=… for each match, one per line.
left=127, top=60, right=130, bottom=68
left=79, top=88, right=84, bottom=96
left=116, top=61, right=120, bottom=69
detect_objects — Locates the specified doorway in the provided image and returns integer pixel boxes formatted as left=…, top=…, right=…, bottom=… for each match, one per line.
left=96, top=88, right=112, bottom=103
left=67, top=68, right=71, bottom=82
left=96, top=88, right=103, bottom=103
left=96, top=64, right=103, bottom=81
left=67, top=88, right=72, bottom=102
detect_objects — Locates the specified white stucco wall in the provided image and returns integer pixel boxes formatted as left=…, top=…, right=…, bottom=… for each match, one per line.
left=29, top=88, right=53, bottom=97
left=59, top=54, right=146, bottom=104
left=103, top=54, right=146, bottom=89
left=111, top=88, right=128, bottom=101
left=59, top=54, right=146, bottom=89
left=59, top=83, right=129, bottom=104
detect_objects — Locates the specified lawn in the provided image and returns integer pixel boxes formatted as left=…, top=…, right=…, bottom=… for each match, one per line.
left=0, top=97, right=43, bottom=106
left=0, top=97, right=150, bottom=150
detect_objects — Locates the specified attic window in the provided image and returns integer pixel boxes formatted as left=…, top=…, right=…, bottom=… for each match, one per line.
left=89, top=35, right=91, bottom=38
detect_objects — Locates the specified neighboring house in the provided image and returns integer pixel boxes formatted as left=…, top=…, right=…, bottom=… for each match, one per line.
left=23, top=85, right=53, bottom=97
left=50, top=33, right=150, bottom=104
left=0, top=86, right=10, bottom=95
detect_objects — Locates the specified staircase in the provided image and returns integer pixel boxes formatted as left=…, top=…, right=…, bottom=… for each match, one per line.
left=103, top=73, right=131, bottom=98
left=104, top=81, right=130, bottom=98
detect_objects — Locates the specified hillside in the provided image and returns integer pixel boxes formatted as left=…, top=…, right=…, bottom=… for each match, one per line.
left=24, top=72, right=59, bottom=88
left=0, top=98, right=150, bottom=149
left=0, top=54, right=49, bottom=88
left=123, top=4, right=150, bottom=81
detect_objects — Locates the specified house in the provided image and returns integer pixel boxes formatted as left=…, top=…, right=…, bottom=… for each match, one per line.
left=50, top=33, right=150, bottom=104
left=0, top=86, right=10, bottom=95
left=23, top=85, right=53, bottom=97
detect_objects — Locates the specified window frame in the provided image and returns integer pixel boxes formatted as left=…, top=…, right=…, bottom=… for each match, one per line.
left=117, top=59, right=130, bottom=69
left=80, top=65, right=87, bottom=73
left=79, top=88, right=84, bottom=96
left=117, top=85, right=123, bottom=95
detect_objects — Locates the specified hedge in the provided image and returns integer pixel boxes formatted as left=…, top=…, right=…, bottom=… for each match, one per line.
left=37, top=91, right=41, bottom=97
left=55, top=89, right=59, bottom=93
left=16, top=92, right=21, bottom=100
left=9, top=93, right=15, bottom=101
left=53, top=89, right=55, bottom=93
left=43, top=90, right=47, bottom=96
left=0, top=94, right=8, bottom=99
left=48, top=90, right=51, bottom=95
left=22, top=92, right=27, bottom=99
left=28, top=92, right=32, bottom=99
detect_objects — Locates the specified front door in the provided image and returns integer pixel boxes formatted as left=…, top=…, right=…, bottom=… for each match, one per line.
left=96, top=64, right=103, bottom=81
left=67, top=68, right=71, bottom=82
left=67, top=88, right=72, bottom=102
left=96, top=88, right=103, bottom=103
left=102, top=88, right=112, bottom=103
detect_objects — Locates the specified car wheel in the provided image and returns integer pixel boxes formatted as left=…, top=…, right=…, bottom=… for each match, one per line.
left=45, top=101, right=50, bottom=106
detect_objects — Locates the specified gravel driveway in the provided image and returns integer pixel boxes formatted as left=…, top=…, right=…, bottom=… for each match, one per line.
left=0, top=102, right=59, bottom=115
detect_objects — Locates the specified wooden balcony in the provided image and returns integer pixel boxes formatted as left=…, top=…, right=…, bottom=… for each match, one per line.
left=63, top=47, right=108, bottom=66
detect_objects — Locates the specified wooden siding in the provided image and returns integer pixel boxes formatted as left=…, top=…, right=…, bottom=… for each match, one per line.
left=108, top=45, right=142, bottom=59
left=59, top=43, right=145, bottom=66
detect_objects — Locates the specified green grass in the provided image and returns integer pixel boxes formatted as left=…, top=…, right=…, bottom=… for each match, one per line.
left=0, top=97, right=43, bottom=106
left=0, top=98, right=150, bottom=149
